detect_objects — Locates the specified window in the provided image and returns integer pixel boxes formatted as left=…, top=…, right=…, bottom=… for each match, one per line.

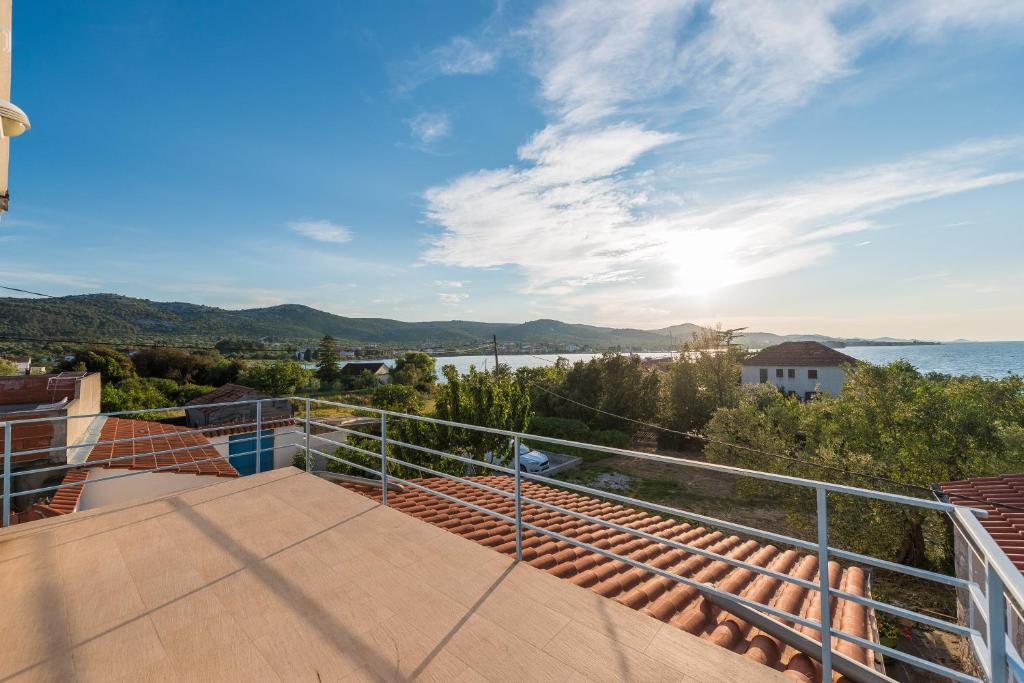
left=808, top=369, right=818, bottom=379
left=787, top=368, right=796, bottom=379
left=775, top=368, right=784, bottom=378
left=759, top=368, right=768, bottom=383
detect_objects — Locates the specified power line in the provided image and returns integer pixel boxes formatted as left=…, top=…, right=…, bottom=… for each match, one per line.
left=0, top=284, right=57, bottom=297
left=520, top=353, right=1024, bottom=513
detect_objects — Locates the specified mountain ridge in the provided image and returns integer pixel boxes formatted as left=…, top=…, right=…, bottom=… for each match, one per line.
left=0, top=294, right=936, bottom=350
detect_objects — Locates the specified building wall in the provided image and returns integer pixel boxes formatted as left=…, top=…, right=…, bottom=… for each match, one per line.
left=65, top=373, right=101, bottom=449
left=740, top=365, right=846, bottom=397
left=0, top=0, right=12, bottom=200
left=205, top=425, right=303, bottom=471
left=77, top=468, right=225, bottom=512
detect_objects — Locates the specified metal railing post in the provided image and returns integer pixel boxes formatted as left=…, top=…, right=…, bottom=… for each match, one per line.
left=988, top=560, right=1009, bottom=683
left=380, top=414, right=388, bottom=505
left=514, top=435, right=522, bottom=561
left=254, top=401, right=262, bottom=475
left=816, top=486, right=833, bottom=682
left=2, top=423, right=10, bottom=528
left=304, top=399, right=311, bottom=473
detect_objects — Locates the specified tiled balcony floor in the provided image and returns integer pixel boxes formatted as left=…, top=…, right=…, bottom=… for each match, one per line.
left=0, top=468, right=787, bottom=681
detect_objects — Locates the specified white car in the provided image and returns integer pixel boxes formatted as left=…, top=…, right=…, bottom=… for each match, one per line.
left=485, top=441, right=550, bottom=473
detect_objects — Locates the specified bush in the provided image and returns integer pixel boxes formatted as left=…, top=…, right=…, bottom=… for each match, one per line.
left=527, top=415, right=631, bottom=460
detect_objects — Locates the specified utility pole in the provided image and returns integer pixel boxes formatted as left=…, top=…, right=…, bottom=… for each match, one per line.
left=492, top=335, right=500, bottom=375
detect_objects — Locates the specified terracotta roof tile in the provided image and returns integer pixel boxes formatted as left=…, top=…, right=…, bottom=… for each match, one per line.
left=938, top=474, right=1024, bottom=571
left=339, top=475, right=877, bottom=682
left=87, top=417, right=238, bottom=478
left=742, top=342, right=858, bottom=367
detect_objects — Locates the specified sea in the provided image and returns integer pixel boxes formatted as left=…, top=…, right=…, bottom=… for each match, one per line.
left=321, top=342, right=1024, bottom=381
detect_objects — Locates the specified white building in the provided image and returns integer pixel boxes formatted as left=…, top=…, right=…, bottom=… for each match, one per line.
left=741, top=341, right=857, bottom=399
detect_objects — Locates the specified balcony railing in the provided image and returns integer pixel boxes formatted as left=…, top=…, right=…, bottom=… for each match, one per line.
left=2, top=395, right=1023, bottom=683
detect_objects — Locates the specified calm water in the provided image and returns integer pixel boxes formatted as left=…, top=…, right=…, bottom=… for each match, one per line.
left=842, top=342, right=1024, bottom=378
left=316, top=343, right=1024, bottom=381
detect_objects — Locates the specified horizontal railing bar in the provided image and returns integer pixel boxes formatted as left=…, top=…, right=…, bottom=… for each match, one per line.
left=12, top=450, right=256, bottom=498
left=298, top=398, right=984, bottom=516
left=302, top=419, right=383, bottom=442
left=322, top=439, right=385, bottom=462
left=9, top=417, right=289, bottom=459
left=522, top=470, right=819, bottom=552
left=830, top=587, right=976, bottom=638
left=519, top=518, right=819, bottom=630
left=383, top=436, right=516, bottom=475
left=524, top=470, right=973, bottom=591
left=387, top=472, right=517, bottom=526
left=525, top=518, right=980, bottom=682
left=6, top=397, right=288, bottom=426
left=10, top=442, right=297, bottom=498
left=520, top=493, right=821, bottom=591
left=11, top=428, right=303, bottom=478
left=309, top=448, right=383, bottom=479
left=828, top=547, right=971, bottom=589
left=384, top=455, right=515, bottom=501
left=830, top=629, right=981, bottom=683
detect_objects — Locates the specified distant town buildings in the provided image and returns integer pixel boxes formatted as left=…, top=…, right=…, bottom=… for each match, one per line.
left=741, top=341, right=857, bottom=399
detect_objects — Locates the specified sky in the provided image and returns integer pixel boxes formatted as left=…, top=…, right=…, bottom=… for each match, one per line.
left=2, top=1, right=1023, bottom=340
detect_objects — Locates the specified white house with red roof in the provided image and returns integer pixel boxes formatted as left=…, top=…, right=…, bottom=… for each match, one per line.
left=741, top=341, right=858, bottom=399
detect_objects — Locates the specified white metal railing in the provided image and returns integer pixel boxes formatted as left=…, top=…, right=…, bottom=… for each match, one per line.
left=1, top=395, right=1022, bottom=682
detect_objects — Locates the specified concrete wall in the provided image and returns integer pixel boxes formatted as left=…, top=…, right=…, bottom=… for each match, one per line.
left=77, top=467, right=225, bottom=512
left=740, top=365, right=846, bottom=397
left=65, top=372, right=101, bottom=449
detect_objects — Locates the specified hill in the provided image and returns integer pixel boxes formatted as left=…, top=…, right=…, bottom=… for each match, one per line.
left=0, top=294, right=934, bottom=351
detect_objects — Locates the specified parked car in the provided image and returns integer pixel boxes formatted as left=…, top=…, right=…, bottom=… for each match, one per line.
left=485, top=441, right=550, bottom=473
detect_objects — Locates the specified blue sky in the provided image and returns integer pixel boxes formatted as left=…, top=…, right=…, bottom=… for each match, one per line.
left=2, top=1, right=1023, bottom=340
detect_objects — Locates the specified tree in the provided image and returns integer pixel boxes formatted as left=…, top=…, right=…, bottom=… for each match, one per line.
left=430, top=364, right=531, bottom=463
left=0, top=358, right=17, bottom=375
left=370, top=383, right=422, bottom=413
left=391, top=352, right=436, bottom=392
left=315, top=335, right=340, bottom=383
left=705, top=362, right=1024, bottom=568
left=240, top=360, right=312, bottom=395
left=57, top=346, right=135, bottom=382
left=660, top=326, right=746, bottom=445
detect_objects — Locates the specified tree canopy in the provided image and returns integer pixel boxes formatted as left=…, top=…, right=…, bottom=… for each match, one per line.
left=391, top=352, right=437, bottom=392
left=705, top=361, right=1024, bottom=567
left=315, top=335, right=340, bottom=383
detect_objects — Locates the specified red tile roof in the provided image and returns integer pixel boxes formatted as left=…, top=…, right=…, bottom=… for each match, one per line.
left=183, top=382, right=263, bottom=406
left=87, top=417, right=238, bottom=478
left=340, top=475, right=877, bottom=682
left=938, top=475, right=1024, bottom=571
left=6, top=419, right=235, bottom=526
left=742, top=342, right=858, bottom=367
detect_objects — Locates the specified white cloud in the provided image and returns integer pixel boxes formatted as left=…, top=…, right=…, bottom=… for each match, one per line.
left=435, top=36, right=499, bottom=75
left=420, top=1, right=1024, bottom=322
left=439, top=292, right=469, bottom=304
left=426, top=137, right=1024, bottom=302
left=287, top=220, right=353, bottom=244
left=409, top=111, right=451, bottom=145
left=434, top=280, right=467, bottom=288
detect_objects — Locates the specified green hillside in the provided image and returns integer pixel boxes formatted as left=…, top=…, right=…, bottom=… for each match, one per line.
left=0, top=294, right=682, bottom=349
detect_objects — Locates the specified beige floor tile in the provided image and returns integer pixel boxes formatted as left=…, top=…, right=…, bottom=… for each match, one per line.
left=159, top=612, right=281, bottom=681
left=71, top=617, right=171, bottom=681
left=543, top=620, right=684, bottom=683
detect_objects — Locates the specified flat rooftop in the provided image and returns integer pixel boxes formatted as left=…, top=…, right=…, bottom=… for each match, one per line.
left=0, top=468, right=786, bottom=681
